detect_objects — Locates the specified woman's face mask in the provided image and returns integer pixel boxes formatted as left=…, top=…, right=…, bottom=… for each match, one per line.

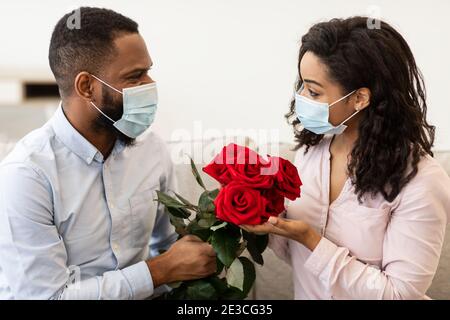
left=89, top=74, right=158, bottom=139
left=295, top=84, right=358, bottom=135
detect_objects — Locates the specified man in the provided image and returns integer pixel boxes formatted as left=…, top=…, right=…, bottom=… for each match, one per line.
left=0, top=7, right=216, bottom=299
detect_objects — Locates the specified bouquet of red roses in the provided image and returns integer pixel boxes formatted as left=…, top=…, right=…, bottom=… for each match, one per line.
left=203, top=143, right=302, bottom=226
left=155, top=143, right=301, bottom=300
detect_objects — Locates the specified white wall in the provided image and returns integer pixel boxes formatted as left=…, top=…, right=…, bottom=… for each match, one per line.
left=1, top=0, right=449, bottom=149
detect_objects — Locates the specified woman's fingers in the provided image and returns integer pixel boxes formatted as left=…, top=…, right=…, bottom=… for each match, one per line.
left=240, top=217, right=301, bottom=239
left=240, top=223, right=272, bottom=235
left=242, top=217, right=317, bottom=248
left=240, top=222, right=289, bottom=237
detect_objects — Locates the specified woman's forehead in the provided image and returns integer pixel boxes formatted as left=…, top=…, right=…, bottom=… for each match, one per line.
left=299, top=52, right=329, bottom=86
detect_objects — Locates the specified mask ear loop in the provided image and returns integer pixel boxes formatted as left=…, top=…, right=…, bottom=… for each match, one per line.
left=338, top=108, right=360, bottom=126
left=90, top=101, right=115, bottom=123
left=88, top=74, right=122, bottom=123
left=90, top=74, right=123, bottom=95
left=329, top=89, right=357, bottom=107
left=329, top=90, right=360, bottom=126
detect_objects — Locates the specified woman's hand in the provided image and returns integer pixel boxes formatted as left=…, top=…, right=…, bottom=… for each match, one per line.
left=240, top=216, right=322, bottom=251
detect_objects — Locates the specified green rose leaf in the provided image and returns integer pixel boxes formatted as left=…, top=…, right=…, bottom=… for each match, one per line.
left=198, top=189, right=219, bottom=213
left=206, top=276, right=228, bottom=295
left=208, top=188, right=220, bottom=200
left=226, top=258, right=244, bottom=291
left=167, top=206, right=191, bottom=219
left=160, top=285, right=187, bottom=299
left=190, top=157, right=206, bottom=190
left=173, top=192, right=196, bottom=208
left=221, top=286, right=245, bottom=300
left=197, top=213, right=217, bottom=229
left=185, top=279, right=218, bottom=300
left=155, top=191, right=191, bottom=220
left=242, top=230, right=269, bottom=265
left=155, top=190, right=185, bottom=208
left=239, top=256, right=256, bottom=296
left=226, top=222, right=243, bottom=238
left=168, top=214, right=186, bottom=228
left=187, top=221, right=212, bottom=242
left=216, top=258, right=225, bottom=275
left=168, top=214, right=187, bottom=235
left=222, top=257, right=256, bottom=299
left=211, top=227, right=240, bottom=268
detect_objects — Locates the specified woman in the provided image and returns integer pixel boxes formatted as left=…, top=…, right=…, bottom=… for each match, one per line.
left=242, top=17, right=450, bottom=299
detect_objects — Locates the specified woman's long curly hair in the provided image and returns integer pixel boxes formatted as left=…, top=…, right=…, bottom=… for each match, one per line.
left=285, top=17, right=435, bottom=202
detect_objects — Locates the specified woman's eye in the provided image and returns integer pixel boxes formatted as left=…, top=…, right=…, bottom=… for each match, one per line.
left=308, top=89, right=319, bottom=97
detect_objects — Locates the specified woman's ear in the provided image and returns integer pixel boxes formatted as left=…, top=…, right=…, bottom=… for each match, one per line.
left=354, top=87, right=371, bottom=111
left=74, top=71, right=94, bottom=102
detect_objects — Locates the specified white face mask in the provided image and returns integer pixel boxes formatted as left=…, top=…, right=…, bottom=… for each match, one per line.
left=90, top=74, right=158, bottom=138
left=295, top=84, right=358, bottom=135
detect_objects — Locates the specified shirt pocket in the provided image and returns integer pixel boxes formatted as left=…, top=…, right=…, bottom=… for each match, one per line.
left=128, top=185, right=158, bottom=249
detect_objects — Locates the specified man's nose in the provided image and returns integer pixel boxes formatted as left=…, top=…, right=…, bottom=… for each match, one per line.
left=140, top=74, right=154, bottom=86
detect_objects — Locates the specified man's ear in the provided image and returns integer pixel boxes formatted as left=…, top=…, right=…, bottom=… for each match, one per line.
left=354, top=87, right=371, bottom=111
left=74, top=71, right=94, bottom=102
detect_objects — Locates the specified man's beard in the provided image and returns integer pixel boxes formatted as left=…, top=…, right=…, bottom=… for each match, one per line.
left=92, top=89, right=135, bottom=147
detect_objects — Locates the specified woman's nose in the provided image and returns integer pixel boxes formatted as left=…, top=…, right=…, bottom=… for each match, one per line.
left=298, top=86, right=306, bottom=97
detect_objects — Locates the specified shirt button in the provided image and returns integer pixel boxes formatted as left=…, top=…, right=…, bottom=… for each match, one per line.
left=110, top=203, right=115, bottom=209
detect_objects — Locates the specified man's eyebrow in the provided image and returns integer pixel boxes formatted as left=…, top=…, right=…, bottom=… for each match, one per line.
left=303, top=78, right=324, bottom=88
left=122, top=65, right=152, bottom=77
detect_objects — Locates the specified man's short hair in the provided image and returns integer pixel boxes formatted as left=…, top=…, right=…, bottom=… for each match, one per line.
left=48, top=7, right=139, bottom=98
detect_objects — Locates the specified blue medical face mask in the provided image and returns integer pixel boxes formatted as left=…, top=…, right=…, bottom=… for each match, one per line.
left=89, top=75, right=158, bottom=138
left=295, top=85, right=358, bottom=135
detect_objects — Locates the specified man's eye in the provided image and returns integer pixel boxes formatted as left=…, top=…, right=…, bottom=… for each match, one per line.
left=130, top=71, right=147, bottom=80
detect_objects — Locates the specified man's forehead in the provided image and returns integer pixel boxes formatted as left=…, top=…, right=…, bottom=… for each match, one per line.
left=110, top=33, right=152, bottom=76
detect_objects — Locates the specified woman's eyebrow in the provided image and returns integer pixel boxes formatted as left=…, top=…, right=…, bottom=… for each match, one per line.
left=303, top=79, right=324, bottom=88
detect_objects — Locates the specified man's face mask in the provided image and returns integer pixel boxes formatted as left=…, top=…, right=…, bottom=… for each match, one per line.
left=89, top=74, right=158, bottom=139
left=295, top=84, right=358, bottom=135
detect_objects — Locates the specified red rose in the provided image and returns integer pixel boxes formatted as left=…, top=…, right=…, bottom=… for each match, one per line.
left=271, top=156, right=302, bottom=201
left=203, top=143, right=273, bottom=188
left=202, top=143, right=237, bottom=185
left=214, top=182, right=267, bottom=225
left=261, top=188, right=286, bottom=220
left=202, top=160, right=232, bottom=185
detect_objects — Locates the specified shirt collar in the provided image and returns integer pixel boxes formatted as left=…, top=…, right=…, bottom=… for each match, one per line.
left=112, top=139, right=126, bottom=157
left=51, top=102, right=104, bottom=165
